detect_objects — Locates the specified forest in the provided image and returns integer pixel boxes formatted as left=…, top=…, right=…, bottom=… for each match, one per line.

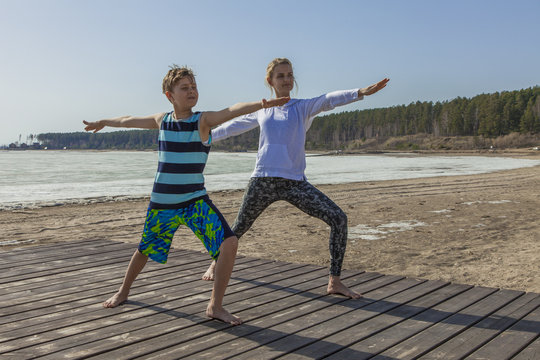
left=33, top=86, right=539, bottom=151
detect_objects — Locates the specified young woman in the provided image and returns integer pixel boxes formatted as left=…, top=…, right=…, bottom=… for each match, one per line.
left=203, top=58, right=389, bottom=299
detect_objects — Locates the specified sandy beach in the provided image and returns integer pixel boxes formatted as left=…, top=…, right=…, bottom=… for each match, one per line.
left=1, top=156, right=539, bottom=293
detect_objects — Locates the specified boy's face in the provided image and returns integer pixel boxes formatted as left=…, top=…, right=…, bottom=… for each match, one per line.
left=167, top=77, right=198, bottom=108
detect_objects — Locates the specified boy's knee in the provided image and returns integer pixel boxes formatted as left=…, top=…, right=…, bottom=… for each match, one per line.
left=222, top=236, right=238, bottom=252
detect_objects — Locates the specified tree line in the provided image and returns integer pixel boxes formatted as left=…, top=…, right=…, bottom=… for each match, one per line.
left=35, top=86, right=539, bottom=150
left=36, top=130, right=159, bottom=150
left=301, top=85, right=539, bottom=149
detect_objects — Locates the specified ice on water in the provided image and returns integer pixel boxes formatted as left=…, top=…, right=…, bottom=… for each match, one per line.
left=1, top=151, right=538, bottom=210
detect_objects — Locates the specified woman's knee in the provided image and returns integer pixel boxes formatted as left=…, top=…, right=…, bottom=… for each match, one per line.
left=231, top=222, right=247, bottom=239
left=331, top=208, right=347, bottom=229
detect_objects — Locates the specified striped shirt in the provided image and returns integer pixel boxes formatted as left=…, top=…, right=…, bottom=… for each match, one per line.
left=149, top=112, right=211, bottom=209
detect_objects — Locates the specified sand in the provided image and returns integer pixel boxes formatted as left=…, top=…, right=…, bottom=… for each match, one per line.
left=1, top=154, right=539, bottom=293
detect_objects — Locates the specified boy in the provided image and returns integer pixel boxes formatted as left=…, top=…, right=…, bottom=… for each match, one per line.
left=83, top=65, right=289, bottom=325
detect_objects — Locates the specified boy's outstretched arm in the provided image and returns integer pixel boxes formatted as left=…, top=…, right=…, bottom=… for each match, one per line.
left=358, top=78, right=390, bottom=97
left=83, top=113, right=165, bottom=133
left=199, top=97, right=289, bottom=136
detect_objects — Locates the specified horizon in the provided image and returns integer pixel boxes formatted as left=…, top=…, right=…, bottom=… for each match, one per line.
left=4, top=84, right=539, bottom=148
left=1, top=0, right=539, bottom=146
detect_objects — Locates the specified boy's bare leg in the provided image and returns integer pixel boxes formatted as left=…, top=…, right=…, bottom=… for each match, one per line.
left=206, top=236, right=242, bottom=325
left=202, top=259, right=216, bottom=281
left=327, top=275, right=362, bottom=299
left=103, top=249, right=148, bottom=308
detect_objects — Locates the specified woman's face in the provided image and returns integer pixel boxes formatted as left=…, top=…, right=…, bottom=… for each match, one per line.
left=268, top=63, right=294, bottom=97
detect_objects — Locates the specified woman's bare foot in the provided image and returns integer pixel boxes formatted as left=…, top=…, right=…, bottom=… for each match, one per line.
left=327, top=276, right=362, bottom=299
left=202, top=260, right=216, bottom=281
left=103, top=291, right=129, bottom=308
left=206, top=304, right=242, bottom=325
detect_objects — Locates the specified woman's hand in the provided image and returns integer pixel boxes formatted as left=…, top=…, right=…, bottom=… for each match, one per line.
left=359, top=78, right=390, bottom=96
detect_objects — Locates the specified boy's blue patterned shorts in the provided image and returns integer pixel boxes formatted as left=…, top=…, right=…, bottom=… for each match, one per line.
left=138, top=196, right=235, bottom=264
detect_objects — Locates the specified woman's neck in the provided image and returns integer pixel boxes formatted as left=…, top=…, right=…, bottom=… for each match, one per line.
left=274, top=90, right=291, bottom=98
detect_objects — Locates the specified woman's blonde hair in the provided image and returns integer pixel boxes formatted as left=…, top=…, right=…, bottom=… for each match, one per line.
left=162, top=65, right=195, bottom=94
left=265, top=58, right=298, bottom=96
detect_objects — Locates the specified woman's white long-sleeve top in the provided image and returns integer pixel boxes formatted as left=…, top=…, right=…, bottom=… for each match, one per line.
left=212, top=89, right=363, bottom=180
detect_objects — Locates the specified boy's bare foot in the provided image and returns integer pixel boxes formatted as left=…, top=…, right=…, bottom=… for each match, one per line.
left=103, top=291, right=128, bottom=308
left=202, top=261, right=216, bottom=281
left=206, top=305, right=242, bottom=325
left=327, top=276, right=362, bottom=299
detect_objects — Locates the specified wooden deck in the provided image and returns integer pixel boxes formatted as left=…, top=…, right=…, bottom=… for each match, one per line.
left=0, top=239, right=538, bottom=359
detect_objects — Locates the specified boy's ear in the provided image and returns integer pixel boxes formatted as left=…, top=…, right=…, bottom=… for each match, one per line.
left=165, top=91, right=173, bottom=103
left=266, top=77, right=272, bottom=87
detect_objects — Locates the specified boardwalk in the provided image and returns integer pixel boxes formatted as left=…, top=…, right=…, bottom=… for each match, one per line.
left=0, top=239, right=538, bottom=359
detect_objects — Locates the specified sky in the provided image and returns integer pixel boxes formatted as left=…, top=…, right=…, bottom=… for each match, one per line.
left=1, top=0, right=539, bottom=146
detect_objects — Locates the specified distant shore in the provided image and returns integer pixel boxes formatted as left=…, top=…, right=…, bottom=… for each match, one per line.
left=3, top=131, right=539, bottom=154
left=2, top=163, right=539, bottom=293
left=2, top=146, right=539, bottom=156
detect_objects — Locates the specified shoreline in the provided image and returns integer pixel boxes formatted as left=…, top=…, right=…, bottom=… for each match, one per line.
left=2, top=151, right=539, bottom=211
left=2, top=164, right=539, bottom=293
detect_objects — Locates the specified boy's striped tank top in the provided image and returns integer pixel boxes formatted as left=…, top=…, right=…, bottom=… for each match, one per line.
left=149, top=112, right=210, bottom=209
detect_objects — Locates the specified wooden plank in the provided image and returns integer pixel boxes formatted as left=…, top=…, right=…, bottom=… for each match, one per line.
left=322, top=285, right=496, bottom=360
left=0, top=258, right=279, bottom=357
left=0, top=243, right=131, bottom=278
left=229, top=279, right=448, bottom=360
left=1, top=239, right=204, bottom=262
left=419, top=293, right=540, bottom=359
left=128, top=273, right=397, bottom=360
left=0, top=257, right=264, bottom=333
left=0, top=247, right=215, bottom=288
left=43, top=266, right=345, bottom=360
left=0, top=250, right=210, bottom=298
left=1, top=257, right=132, bottom=300
left=0, top=243, right=203, bottom=284
left=1, top=240, right=538, bottom=360
left=7, top=262, right=312, bottom=358
left=0, top=240, right=130, bottom=269
left=87, top=271, right=385, bottom=360
left=283, top=283, right=472, bottom=360
left=0, top=257, right=275, bottom=341
left=0, top=239, right=110, bottom=256
left=0, top=261, right=313, bottom=358
left=372, top=288, right=525, bottom=359
left=172, top=277, right=428, bottom=360
left=511, top=336, right=540, bottom=360
left=464, top=302, right=540, bottom=359
left=0, top=252, right=136, bottom=286
left=0, top=249, right=232, bottom=317
left=0, top=248, right=215, bottom=302
left=0, top=247, right=213, bottom=293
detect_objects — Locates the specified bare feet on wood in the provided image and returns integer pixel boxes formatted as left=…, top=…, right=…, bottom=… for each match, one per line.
left=102, top=291, right=128, bottom=308
left=202, top=260, right=216, bottom=281
left=206, top=304, right=242, bottom=325
left=327, top=276, right=362, bottom=299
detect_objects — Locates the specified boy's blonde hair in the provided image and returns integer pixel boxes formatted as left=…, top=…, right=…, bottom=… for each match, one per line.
left=265, top=57, right=298, bottom=96
left=162, top=65, right=195, bottom=94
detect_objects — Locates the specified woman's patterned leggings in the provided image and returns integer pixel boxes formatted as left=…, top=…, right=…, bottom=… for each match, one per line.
left=232, top=177, right=348, bottom=276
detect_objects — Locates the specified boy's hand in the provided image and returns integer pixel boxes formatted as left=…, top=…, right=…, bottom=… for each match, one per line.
left=359, top=78, right=390, bottom=96
left=262, top=96, right=290, bottom=108
left=83, top=120, right=104, bottom=133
